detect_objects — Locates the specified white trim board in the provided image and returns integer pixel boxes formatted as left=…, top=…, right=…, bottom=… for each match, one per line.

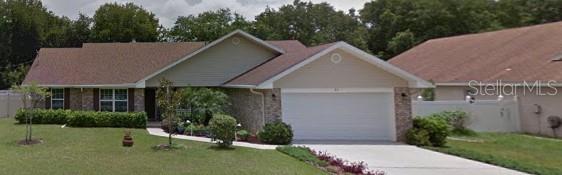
left=257, top=42, right=434, bottom=89
left=135, top=30, right=285, bottom=87
left=281, top=88, right=394, bottom=93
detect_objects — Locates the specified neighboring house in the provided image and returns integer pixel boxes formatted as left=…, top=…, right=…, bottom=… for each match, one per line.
left=23, top=30, right=431, bottom=141
left=390, top=21, right=562, bottom=138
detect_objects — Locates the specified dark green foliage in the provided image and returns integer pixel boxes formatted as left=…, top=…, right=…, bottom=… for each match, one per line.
left=91, top=2, right=158, bottom=42
left=407, top=117, right=450, bottom=147
left=428, top=110, right=471, bottom=133
left=276, top=146, right=326, bottom=166
left=15, top=109, right=147, bottom=128
left=236, top=129, right=250, bottom=141
left=421, top=88, right=435, bottom=101
left=167, top=9, right=251, bottom=42
left=258, top=121, right=293, bottom=145
left=406, top=128, right=431, bottom=146
left=209, top=114, right=237, bottom=147
left=180, top=87, right=230, bottom=126
left=253, top=0, right=369, bottom=50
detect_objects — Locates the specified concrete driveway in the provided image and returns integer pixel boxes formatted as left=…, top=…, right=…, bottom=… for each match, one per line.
left=300, top=142, right=528, bottom=175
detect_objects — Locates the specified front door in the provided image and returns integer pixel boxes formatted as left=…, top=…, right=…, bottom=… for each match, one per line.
left=144, top=88, right=157, bottom=121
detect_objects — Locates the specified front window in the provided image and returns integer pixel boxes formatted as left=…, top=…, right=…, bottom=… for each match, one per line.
left=100, top=89, right=128, bottom=112
left=51, top=88, right=64, bottom=109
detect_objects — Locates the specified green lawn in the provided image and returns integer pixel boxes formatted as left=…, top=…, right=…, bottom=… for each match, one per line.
left=428, top=133, right=562, bottom=175
left=0, top=119, right=324, bottom=175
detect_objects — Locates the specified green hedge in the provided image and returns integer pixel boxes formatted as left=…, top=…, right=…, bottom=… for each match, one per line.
left=15, top=109, right=147, bottom=128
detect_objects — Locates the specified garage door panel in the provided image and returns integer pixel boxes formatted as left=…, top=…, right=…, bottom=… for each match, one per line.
left=282, top=92, right=395, bottom=141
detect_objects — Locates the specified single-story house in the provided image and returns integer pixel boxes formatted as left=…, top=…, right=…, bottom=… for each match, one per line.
left=390, top=21, right=562, bottom=138
left=23, top=30, right=432, bottom=141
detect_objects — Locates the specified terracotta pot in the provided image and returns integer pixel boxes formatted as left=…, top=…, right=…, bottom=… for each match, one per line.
left=122, top=137, right=134, bottom=147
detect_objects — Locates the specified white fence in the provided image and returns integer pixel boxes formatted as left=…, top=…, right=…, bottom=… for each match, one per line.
left=413, top=100, right=520, bottom=132
left=0, top=90, right=23, bottom=118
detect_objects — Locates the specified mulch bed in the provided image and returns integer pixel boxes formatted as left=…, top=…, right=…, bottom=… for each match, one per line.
left=17, top=138, right=43, bottom=145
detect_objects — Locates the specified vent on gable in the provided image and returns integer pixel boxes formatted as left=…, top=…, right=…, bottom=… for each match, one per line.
left=551, top=52, right=562, bottom=62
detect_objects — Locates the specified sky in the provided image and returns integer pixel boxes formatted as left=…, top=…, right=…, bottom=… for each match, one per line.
left=41, top=0, right=371, bottom=27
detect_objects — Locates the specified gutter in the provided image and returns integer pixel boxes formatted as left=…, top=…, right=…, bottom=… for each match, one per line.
left=249, top=88, right=266, bottom=130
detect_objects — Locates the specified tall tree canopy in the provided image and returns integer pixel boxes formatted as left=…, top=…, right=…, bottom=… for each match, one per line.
left=0, top=0, right=79, bottom=88
left=253, top=0, right=368, bottom=50
left=91, top=3, right=158, bottom=42
left=167, top=9, right=251, bottom=42
left=360, top=0, right=499, bottom=59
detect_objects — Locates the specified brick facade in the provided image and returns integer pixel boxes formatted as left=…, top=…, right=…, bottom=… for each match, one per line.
left=81, top=88, right=94, bottom=110
left=394, top=87, right=413, bottom=142
left=225, top=88, right=282, bottom=133
left=69, top=88, right=83, bottom=110
left=133, top=88, right=145, bottom=112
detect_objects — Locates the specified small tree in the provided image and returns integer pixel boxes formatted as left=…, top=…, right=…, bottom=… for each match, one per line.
left=11, top=82, right=50, bottom=145
left=156, top=78, right=182, bottom=146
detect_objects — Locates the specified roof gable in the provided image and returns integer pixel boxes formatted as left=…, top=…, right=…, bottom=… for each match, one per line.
left=135, top=30, right=285, bottom=86
left=229, top=42, right=433, bottom=88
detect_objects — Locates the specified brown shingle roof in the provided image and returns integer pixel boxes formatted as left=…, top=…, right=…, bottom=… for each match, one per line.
left=389, top=21, right=562, bottom=84
left=23, top=39, right=334, bottom=87
left=23, top=42, right=205, bottom=85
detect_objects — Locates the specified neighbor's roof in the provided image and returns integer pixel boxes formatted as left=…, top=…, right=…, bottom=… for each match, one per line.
left=389, top=21, right=562, bottom=85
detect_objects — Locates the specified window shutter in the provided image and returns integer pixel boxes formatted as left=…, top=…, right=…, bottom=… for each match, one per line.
left=45, top=89, right=51, bottom=109
left=128, top=88, right=135, bottom=112
left=93, top=88, right=99, bottom=111
left=64, top=88, right=70, bottom=109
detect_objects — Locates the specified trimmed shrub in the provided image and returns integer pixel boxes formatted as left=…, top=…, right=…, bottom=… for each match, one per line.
left=15, top=109, right=71, bottom=124
left=407, top=117, right=450, bottom=147
left=429, top=110, right=469, bottom=130
left=428, top=110, right=476, bottom=136
left=258, top=121, right=293, bottom=145
left=15, top=109, right=147, bottom=128
left=406, top=128, right=431, bottom=146
left=209, top=114, right=237, bottom=147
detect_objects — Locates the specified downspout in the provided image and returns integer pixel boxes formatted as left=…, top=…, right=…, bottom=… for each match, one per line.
left=249, top=88, right=265, bottom=130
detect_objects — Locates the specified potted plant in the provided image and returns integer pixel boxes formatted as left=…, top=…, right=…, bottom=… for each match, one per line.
left=237, top=130, right=250, bottom=141
left=176, top=121, right=186, bottom=134
left=122, top=130, right=134, bottom=147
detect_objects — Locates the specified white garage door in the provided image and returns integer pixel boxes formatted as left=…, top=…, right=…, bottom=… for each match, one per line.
left=282, top=91, right=395, bottom=141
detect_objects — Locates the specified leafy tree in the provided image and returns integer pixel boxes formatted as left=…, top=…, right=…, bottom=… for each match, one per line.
left=156, top=78, right=182, bottom=145
left=360, top=0, right=498, bottom=59
left=1, top=64, right=28, bottom=86
left=387, top=30, right=416, bottom=57
left=253, top=0, right=368, bottom=50
left=11, top=82, right=49, bottom=145
left=180, top=87, right=230, bottom=126
left=91, top=2, right=158, bottom=42
left=168, top=8, right=251, bottom=42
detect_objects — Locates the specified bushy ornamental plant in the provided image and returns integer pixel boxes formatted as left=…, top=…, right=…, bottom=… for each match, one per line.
left=407, top=117, right=450, bottom=147
left=258, top=121, right=293, bottom=145
left=209, top=114, right=237, bottom=147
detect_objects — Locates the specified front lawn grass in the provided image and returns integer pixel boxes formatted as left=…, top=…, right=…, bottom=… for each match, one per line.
left=428, top=133, right=562, bottom=175
left=0, top=119, right=324, bottom=175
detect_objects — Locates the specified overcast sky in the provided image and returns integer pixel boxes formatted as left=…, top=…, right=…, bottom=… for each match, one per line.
left=41, top=0, right=370, bottom=27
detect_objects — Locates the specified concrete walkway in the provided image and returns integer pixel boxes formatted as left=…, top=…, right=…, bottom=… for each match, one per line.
left=146, top=128, right=277, bottom=150
left=301, top=143, right=529, bottom=175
